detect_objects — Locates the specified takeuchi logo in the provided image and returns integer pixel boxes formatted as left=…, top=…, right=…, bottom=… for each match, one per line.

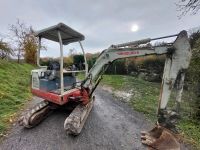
left=117, top=51, right=139, bottom=55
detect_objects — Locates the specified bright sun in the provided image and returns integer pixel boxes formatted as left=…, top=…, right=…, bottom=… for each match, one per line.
left=131, top=24, right=139, bottom=32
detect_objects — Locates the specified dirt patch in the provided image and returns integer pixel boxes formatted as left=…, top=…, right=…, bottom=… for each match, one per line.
left=101, top=85, right=133, bottom=102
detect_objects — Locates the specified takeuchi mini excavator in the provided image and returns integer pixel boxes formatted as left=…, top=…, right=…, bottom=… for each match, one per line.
left=19, top=23, right=191, bottom=149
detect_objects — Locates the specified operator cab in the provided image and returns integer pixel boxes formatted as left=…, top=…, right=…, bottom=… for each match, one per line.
left=31, top=23, right=88, bottom=96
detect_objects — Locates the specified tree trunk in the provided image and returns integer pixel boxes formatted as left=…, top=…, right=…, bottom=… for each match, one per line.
left=17, top=49, right=21, bottom=63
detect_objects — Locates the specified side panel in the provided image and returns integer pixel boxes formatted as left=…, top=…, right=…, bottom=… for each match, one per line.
left=31, top=68, right=47, bottom=90
left=32, top=72, right=40, bottom=90
left=32, top=89, right=62, bottom=105
left=32, top=88, right=84, bottom=105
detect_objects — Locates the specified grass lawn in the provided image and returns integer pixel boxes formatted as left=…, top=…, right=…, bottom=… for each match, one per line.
left=0, top=60, right=34, bottom=135
left=97, top=74, right=200, bottom=149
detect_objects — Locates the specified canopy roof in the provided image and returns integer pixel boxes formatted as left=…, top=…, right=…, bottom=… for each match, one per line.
left=34, top=23, right=85, bottom=45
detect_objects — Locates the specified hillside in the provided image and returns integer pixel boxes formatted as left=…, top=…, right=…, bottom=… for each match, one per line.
left=0, top=60, right=34, bottom=135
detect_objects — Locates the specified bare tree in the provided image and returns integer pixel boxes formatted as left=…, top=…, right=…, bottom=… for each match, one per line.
left=9, top=19, right=45, bottom=64
left=177, top=0, right=200, bottom=17
left=9, top=19, right=29, bottom=63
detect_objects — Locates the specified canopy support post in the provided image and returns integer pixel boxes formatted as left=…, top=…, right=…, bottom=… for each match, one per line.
left=79, top=41, right=88, bottom=77
left=58, top=30, right=64, bottom=95
left=37, top=36, right=41, bottom=67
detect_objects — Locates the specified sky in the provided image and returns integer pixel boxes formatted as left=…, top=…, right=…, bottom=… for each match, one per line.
left=0, top=0, right=199, bottom=57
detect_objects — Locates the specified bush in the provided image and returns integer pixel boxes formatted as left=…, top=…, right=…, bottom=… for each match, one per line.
left=106, top=59, right=127, bottom=75
left=187, top=31, right=200, bottom=120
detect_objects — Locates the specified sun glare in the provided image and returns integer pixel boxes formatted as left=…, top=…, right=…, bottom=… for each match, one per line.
left=131, top=24, right=139, bottom=32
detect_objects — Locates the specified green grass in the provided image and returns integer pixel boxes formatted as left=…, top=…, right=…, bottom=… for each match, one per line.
left=101, top=75, right=160, bottom=121
left=100, top=74, right=200, bottom=149
left=101, top=75, right=127, bottom=90
left=77, top=72, right=85, bottom=81
left=0, top=60, right=34, bottom=134
left=77, top=73, right=127, bottom=90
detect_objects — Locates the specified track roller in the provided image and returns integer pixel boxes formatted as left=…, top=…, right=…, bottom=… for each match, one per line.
left=64, top=96, right=95, bottom=135
left=18, top=101, right=53, bottom=128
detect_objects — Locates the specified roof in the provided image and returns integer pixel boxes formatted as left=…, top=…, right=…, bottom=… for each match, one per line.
left=34, top=23, right=85, bottom=45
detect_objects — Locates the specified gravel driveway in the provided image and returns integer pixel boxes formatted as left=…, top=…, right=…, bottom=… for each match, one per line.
left=0, top=87, right=152, bottom=150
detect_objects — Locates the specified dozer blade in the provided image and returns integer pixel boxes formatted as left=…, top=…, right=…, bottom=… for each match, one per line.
left=141, top=125, right=180, bottom=150
left=64, top=96, right=95, bottom=135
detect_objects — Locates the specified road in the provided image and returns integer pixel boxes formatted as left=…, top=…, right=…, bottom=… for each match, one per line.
left=0, top=87, right=152, bottom=150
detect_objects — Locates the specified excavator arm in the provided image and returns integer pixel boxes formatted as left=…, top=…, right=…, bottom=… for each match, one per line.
left=79, top=30, right=191, bottom=149
left=82, top=43, right=171, bottom=92
left=83, top=31, right=191, bottom=114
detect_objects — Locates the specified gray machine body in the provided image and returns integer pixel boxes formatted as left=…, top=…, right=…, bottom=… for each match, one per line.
left=39, top=75, right=76, bottom=92
left=31, top=68, right=76, bottom=92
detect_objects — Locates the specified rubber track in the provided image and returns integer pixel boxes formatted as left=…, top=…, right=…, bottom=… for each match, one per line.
left=18, top=101, right=49, bottom=128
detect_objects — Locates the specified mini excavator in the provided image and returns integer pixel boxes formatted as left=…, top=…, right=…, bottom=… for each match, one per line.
left=19, top=23, right=191, bottom=149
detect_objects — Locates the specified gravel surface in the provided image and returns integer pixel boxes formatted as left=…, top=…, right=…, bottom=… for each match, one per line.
left=0, top=87, right=152, bottom=150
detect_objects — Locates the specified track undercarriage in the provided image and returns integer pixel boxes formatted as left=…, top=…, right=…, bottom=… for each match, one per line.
left=19, top=96, right=95, bottom=135
left=19, top=101, right=52, bottom=128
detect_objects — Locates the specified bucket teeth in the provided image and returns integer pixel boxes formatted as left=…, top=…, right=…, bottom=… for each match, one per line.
left=141, top=125, right=180, bottom=150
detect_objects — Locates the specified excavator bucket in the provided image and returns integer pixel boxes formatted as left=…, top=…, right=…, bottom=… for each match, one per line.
left=141, top=125, right=180, bottom=150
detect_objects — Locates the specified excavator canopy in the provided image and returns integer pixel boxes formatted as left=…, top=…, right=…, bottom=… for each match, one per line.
left=34, top=23, right=85, bottom=45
